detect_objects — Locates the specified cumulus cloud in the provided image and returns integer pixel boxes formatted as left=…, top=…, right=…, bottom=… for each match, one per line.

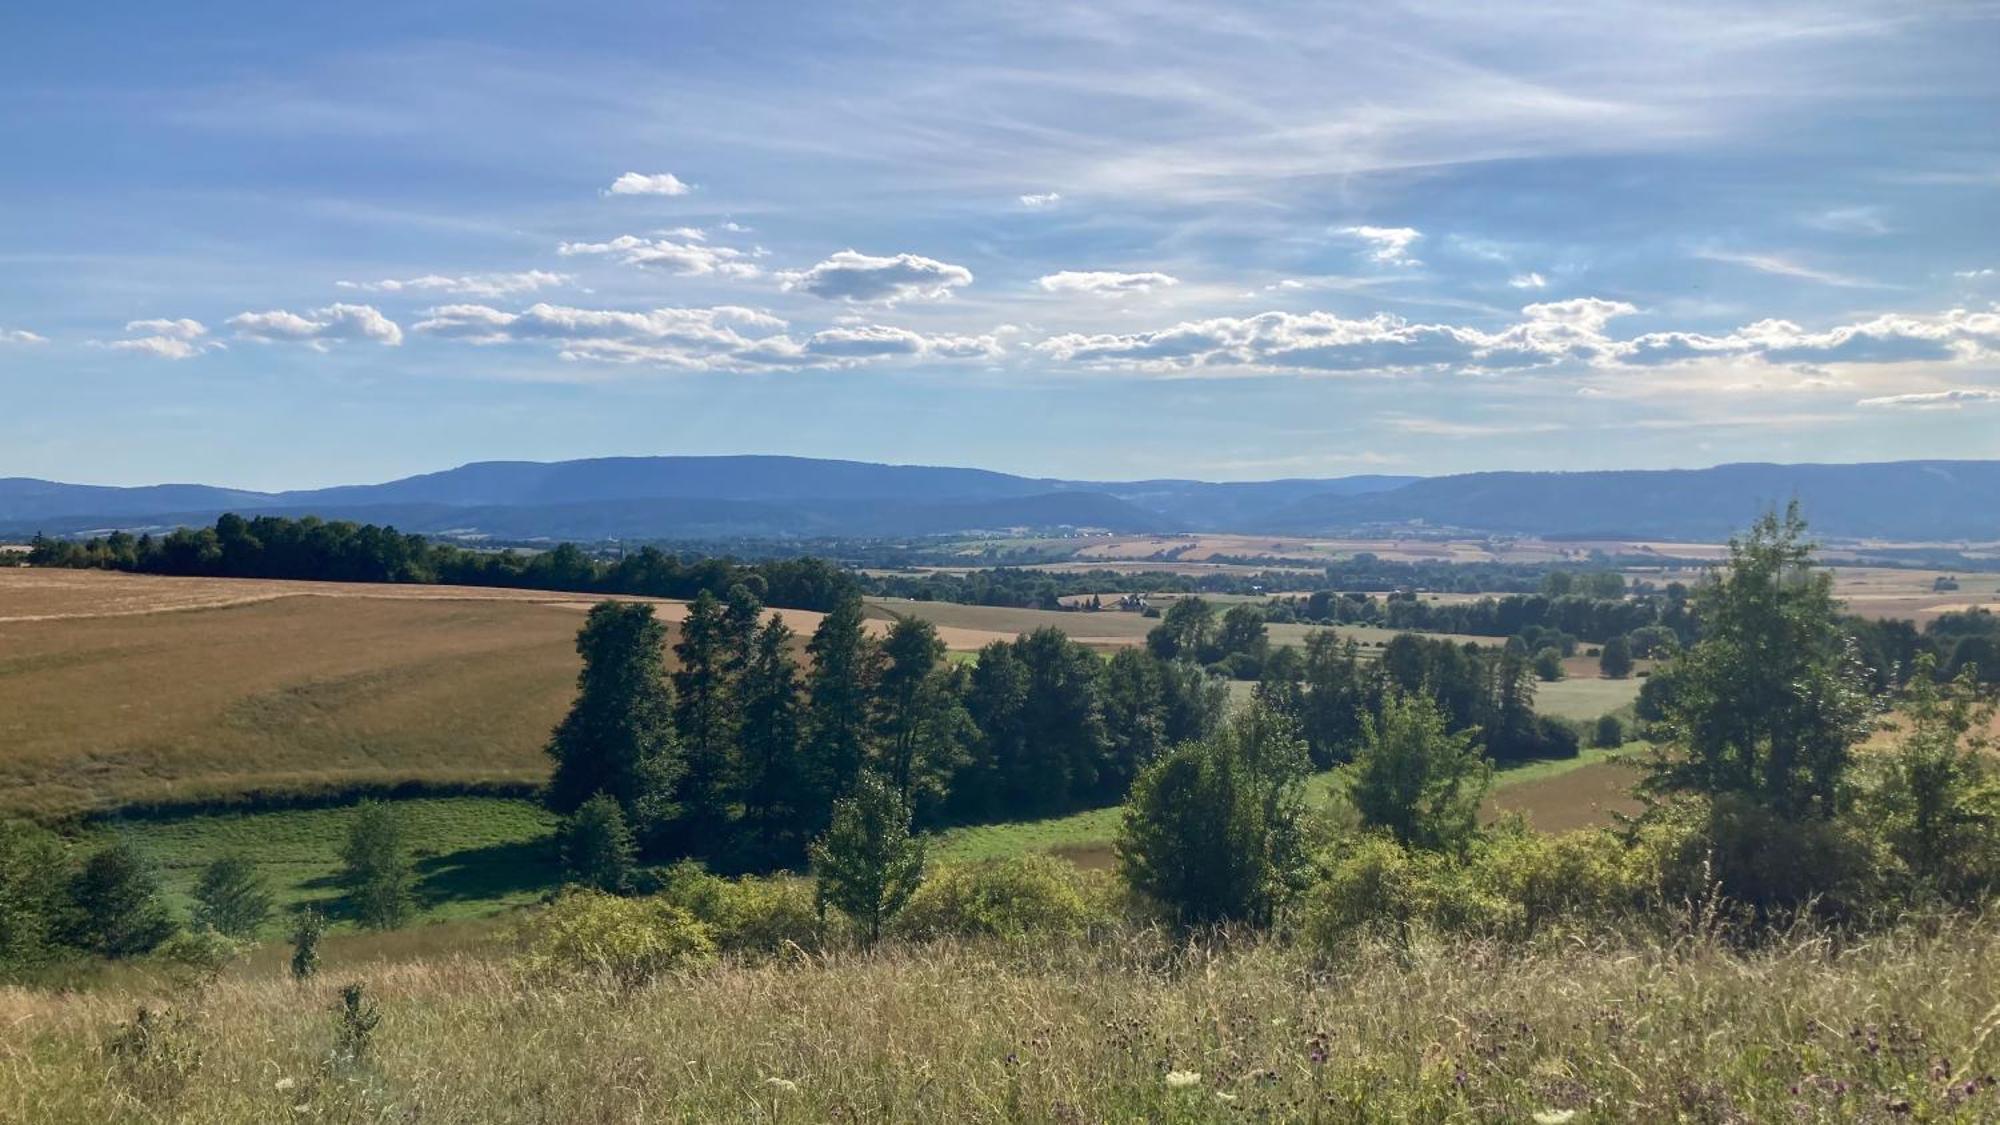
left=1, top=326, right=48, bottom=345
left=1033, top=298, right=2000, bottom=378
left=228, top=304, right=402, bottom=347
left=1508, top=272, right=1548, bottom=289
left=1619, top=306, right=2000, bottom=367
left=1036, top=298, right=1635, bottom=374
left=1337, top=226, right=1422, bottom=266
left=1857, top=388, right=2000, bottom=409
left=605, top=172, right=692, bottom=196
left=336, top=271, right=572, bottom=298
left=412, top=302, right=999, bottom=371
left=1957, top=268, right=1995, bottom=280
left=1019, top=192, right=1062, bottom=208
left=558, top=234, right=759, bottom=278
left=98, top=318, right=216, bottom=359
left=1037, top=270, right=1179, bottom=297
left=781, top=250, right=974, bottom=304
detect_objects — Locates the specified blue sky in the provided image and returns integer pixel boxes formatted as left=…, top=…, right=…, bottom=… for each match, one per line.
left=3, top=1, right=1998, bottom=489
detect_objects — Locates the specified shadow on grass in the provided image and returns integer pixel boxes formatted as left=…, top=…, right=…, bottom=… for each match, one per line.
left=417, top=837, right=561, bottom=908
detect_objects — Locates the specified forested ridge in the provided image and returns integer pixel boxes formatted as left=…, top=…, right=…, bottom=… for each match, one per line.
left=25, top=513, right=856, bottom=611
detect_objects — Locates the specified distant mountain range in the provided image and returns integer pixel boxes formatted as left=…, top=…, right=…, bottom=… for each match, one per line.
left=3, top=455, right=1998, bottom=543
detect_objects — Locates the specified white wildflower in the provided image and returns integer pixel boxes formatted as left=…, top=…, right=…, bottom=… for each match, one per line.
left=274, top=1077, right=296, bottom=1091
left=1534, top=1111, right=1577, bottom=1124
left=1165, top=1069, right=1202, bottom=1089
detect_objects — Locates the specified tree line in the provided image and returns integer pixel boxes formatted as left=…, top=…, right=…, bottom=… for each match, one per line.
left=542, top=586, right=1232, bottom=878
left=26, top=514, right=857, bottom=611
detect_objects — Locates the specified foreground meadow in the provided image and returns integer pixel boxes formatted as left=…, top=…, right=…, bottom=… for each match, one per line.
left=5, top=921, right=1999, bottom=1123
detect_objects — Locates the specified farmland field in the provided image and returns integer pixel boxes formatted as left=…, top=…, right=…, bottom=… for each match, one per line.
left=0, top=568, right=1640, bottom=821
left=0, top=570, right=841, bottom=818
left=1531, top=674, right=1644, bottom=720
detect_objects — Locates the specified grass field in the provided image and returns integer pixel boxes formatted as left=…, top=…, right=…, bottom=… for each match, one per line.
left=1532, top=674, right=1644, bottom=720
left=931, top=746, right=1635, bottom=871
left=89, top=797, right=558, bottom=937
left=14, top=906, right=1995, bottom=1122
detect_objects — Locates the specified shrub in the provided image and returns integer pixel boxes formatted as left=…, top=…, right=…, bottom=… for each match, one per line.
left=1532, top=647, right=1565, bottom=682
left=562, top=794, right=636, bottom=892
left=1636, top=795, right=1888, bottom=921
left=1868, top=659, right=2000, bottom=903
left=519, top=889, right=716, bottom=987
left=1346, top=692, right=1489, bottom=854
left=189, top=854, right=273, bottom=939
left=811, top=775, right=924, bottom=943
left=1534, top=715, right=1582, bottom=759
left=653, top=862, right=826, bottom=955
left=69, top=841, right=176, bottom=959
left=1593, top=714, right=1626, bottom=749
left=1303, top=835, right=1518, bottom=945
left=288, top=909, right=324, bottom=982
left=1599, top=635, right=1634, bottom=679
left=1118, top=707, right=1309, bottom=925
left=0, top=820, right=71, bottom=970
left=894, top=856, right=1116, bottom=942
left=154, top=927, right=241, bottom=985
left=1472, top=827, right=1646, bottom=935
left=341, top=801, right=416, bottom=930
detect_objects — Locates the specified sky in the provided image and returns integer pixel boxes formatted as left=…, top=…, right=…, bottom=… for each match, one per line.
left=3, top=0, right=1999, bottom=490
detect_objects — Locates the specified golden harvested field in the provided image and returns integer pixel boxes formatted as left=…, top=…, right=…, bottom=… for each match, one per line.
left=1627, top=562, right=2000, bottom=626
left=1827, top=567, right=2000, bottom=625
left=0, top=593, right=583, bottom=817
left=862, top=597, right=1158, bottom=649
left=0, top=570, right=857, bottom=819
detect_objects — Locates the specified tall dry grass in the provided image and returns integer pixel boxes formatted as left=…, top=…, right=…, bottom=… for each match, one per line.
left=5, top=919, right=2000, bottom=1122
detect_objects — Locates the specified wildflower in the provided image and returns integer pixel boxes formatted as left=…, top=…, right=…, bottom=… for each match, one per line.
left=1165, top=1070, right=1202, bottom=1089
left=1533, top=1112, right=1576, bottom=1125
left=274, top=1077, right=296, bottom=1091
left=1216, top=1091, right=1238, bottom=1103
left=764, top=1077, right=799, bottom=1093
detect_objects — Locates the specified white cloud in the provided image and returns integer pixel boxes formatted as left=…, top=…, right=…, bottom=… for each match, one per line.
left=1695, top=249, right=1876, bottom=288
left=336, top=270, right=572, bottom=298
left=1956, top=268, right=1995, bottom=280
left=1037, top=298, right=1635, bottom=375
left=1037, top=270, right=1179, bottom=297
left=1034, top=298, right=2000, bottom=378
left=125, top=317, right=208, bottom=340
left=1019, top=192, right=1062, bottom=208
left=1, top=327, right=48, bottom=345
left=97, top=318, right=216, bottom=359
left=802, top=324, right=1004, bottom=361
left=1857, top=388, right=2000, bottom=409
left=1620, top=305, right=2000, bottom=367
left=1508, top=272, right=1548, bottom=290
left=1337, top=226, right=1422, bottom=266
left=412, top=302, right=998, bottom=371
left=781, top=250, right=974, bottom=304
left=605, top=172, right=692, bottom=197
left=558, top=234, right=759, bottom=278
left=109, top=336, right=202, bottom=359
left=228, top=304, right=402, bottom=347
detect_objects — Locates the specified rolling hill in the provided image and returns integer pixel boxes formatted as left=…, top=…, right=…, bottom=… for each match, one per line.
left=5, top=455, right=1998, bottom=542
